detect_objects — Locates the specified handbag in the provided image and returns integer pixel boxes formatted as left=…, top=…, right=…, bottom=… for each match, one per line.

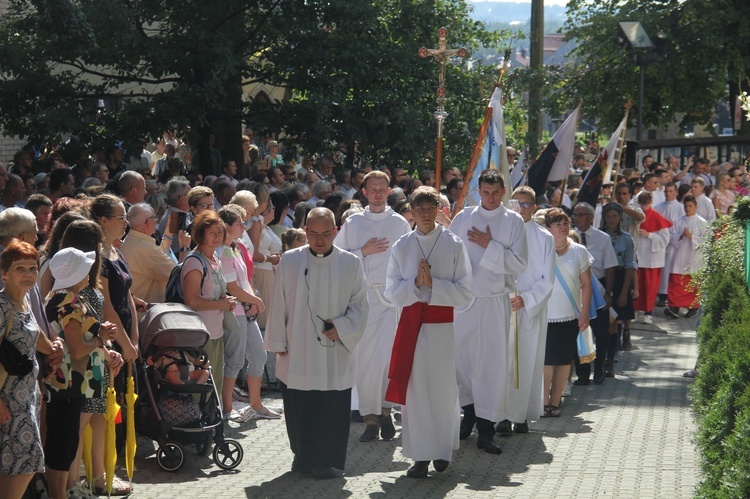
left=554, top=253, right=597, bottom=364
left=0, top=305, right=34, bottom=376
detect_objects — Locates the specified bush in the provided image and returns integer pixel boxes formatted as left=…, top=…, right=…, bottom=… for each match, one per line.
left=693, top=208, right=750, bottom=498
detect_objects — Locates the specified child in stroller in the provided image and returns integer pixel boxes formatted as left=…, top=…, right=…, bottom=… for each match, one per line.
left=148, top=350, right=210, bottom=386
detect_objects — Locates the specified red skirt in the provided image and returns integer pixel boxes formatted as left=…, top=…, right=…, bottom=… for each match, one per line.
left=634, top=267, right=662, bottom=312
left=667, top=274, right=699, bottom=309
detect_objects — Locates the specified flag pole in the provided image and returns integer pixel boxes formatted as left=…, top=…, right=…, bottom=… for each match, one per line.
left=612, top=101, right=632, bottom=185
left=452, top=43, right=514, bottom=218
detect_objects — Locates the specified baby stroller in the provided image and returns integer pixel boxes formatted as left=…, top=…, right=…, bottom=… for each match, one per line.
left=136, top=303, right=243, bottom=472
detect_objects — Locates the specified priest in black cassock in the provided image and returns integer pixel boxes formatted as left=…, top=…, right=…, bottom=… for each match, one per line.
left=264, top=207, right=368, bottom=479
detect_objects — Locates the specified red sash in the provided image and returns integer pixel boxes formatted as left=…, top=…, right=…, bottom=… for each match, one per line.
left=385, top=302, right=453, bottom=405
left=236, top=242, right=255, bottom=283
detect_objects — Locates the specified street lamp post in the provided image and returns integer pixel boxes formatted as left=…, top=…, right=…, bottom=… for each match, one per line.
left=617, top=21, right=665, bottom=141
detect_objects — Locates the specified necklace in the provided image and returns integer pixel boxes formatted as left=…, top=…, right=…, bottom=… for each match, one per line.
left=416, top=230, right=440, bottom=268
left=555, top=240, right=569, bottom=254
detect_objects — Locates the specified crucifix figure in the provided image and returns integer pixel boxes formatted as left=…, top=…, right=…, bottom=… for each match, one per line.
left=419, top=27, right=467, bottom=192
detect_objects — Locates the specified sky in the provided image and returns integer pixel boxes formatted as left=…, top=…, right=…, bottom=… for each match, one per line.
left=471, top=0, right=570, bottom=5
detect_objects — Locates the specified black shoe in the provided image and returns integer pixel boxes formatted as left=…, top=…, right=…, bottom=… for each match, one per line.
left=495, top=419, right=513, bottom=434
left=433, top=459, right=450, bottom=472
left=622, top=330, right=633, bottom=350
left=656, top=296, right=667, bottom=308
left=685, top=309, right=698, bottom=318
left=573, top=378, right=590, bottom=386
left=513, top=421, right=529, bottom=433
left=351, top=410, right=364, bottom=423
left=311, top=467, right=341, bottom=479
left=476, top=435, right=503, bottom=454
left=605, top=359, right=615, bottom=378
left=594, top=372, right=605, bottom=385
left=406, top=461, right=429, bottom=478
left=380, top=414, right=396, bottom=441
left=664, top=307, right=679, bottom=319
left=459, top=419, right=475, bottom=440
left=359, top=424, right=379, bottom=442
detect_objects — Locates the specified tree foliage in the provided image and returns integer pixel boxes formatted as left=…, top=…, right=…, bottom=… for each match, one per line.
left=0, top=0, right=517, bottom=171
left=550, top=0, right=750, bottom=135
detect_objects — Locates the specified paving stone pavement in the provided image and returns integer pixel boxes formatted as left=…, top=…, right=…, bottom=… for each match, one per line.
left=126, top=311, right=699, bottom=498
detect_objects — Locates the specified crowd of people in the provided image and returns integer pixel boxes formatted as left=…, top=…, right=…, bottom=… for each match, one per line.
left=0, top=131, right=742, bottom=492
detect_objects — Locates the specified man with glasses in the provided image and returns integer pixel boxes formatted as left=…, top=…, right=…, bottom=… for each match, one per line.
left=92, top=162, right=110, bottom=184
left=449, top=169, right=528, bottom=454
left=572, top=202, right=618, bottom=385
left=121, top=203, right=177, bottom=306
left=334, top=171, right=412, bottom=443
left=385, top=186, right=471, bottom=477
left=265, top=207, right=367, bottom=479
left=503, top=186, right=555, bottom=432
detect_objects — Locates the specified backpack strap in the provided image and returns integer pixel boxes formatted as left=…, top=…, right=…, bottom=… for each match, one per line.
left=184, top=251, right=208, bottom=296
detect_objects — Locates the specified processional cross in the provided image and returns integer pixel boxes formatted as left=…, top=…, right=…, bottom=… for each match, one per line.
left=419, top=28, right=467, bottom=192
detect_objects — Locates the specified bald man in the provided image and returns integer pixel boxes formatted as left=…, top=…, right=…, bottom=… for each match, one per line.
left=264, top=207, right=368, bottom=479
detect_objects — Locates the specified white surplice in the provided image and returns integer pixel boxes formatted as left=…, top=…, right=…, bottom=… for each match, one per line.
left=264, top=246, right=368, bottom=390
left=696, top=194, right=717, bottom=223
left=503, top=220, right=555, bottom=423
left=334, top=207, right=412, bottom=416
left=669, top=214, right=708, bottom=275
left=385, top=224, right=472, bottom=462
left=636, top=221, right=670, bottom=269
left=655, top=200, right=686, bottom=294
left=449, top=205, right=528, bottom=423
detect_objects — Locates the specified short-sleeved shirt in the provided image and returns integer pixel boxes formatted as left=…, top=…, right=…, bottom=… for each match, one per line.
left=548, top=243, right=594, bottom=322
left=608, top=230, right=637, bottom=270
left=44, top=291, right=106, bottom=401
left=217, top=244, right=250, bottom=316
left=180, top=252, right=225, bottom=339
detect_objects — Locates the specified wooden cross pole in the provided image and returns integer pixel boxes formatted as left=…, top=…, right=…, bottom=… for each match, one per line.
left=419, top=27, right=467, bottom=192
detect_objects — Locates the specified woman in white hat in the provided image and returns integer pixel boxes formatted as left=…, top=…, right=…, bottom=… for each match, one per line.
left=42, top=247, right=123, bottom=499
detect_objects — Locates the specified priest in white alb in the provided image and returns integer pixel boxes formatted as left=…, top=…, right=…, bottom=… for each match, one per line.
left=654, top=183, right=685, bottom=306
left=334, top=170, right=412, bottom=443
left=503, top=186, right=555, bottom=431
left=449, top=169, right=528, bottom=453
left=385, top=186, right=471, bottom=478
left=264, top=207, right=368, bottom=479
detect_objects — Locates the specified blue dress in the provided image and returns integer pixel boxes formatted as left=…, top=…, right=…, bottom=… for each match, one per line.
left=0, top=294, right=43, bottom=475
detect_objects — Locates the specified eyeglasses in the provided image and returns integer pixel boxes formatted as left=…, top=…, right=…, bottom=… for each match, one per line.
left=307, top=231, right=333, bottom=241
left=108, top=215, right=127, bottom=221
left=148, top=215, right=158, bottom=220
left=516, top=201, right=533, bottom=209
left=194, top=203, right=213, bottom=209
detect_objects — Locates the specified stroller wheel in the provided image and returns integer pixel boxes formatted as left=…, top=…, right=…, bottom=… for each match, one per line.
left=213, top=439, right=243, bottom=470
left=157, top=441, right=186, bottom=472
left=196, top=433, right=213, bottom=456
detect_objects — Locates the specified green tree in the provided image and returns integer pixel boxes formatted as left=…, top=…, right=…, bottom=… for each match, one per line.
left=550, top=0, right=750, bottom=135
left=0, top=0, right=513, bottom=173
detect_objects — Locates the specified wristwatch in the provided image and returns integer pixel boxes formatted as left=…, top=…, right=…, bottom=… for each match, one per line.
left=180, top=247, right=191, bottom=252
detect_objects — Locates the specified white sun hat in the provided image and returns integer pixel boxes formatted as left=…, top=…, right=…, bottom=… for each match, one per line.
left=49, top=248, right=96, bottom=292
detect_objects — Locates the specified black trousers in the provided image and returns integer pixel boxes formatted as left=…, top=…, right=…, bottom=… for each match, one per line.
left=575, top=307, right=610, bottom=380
left=461, top=404, right=495, bottom=436
left=280, top=382, right=351, bottom=472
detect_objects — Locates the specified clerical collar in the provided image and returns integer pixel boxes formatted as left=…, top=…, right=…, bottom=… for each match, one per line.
left=478, top=204, right=502, bottom=216
left=309, top=246, right=334, bottom=258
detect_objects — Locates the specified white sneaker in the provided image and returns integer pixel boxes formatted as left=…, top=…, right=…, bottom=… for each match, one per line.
left=562, top=381, right=572, bottom=397
left=643, top=314, right=653, bottom=325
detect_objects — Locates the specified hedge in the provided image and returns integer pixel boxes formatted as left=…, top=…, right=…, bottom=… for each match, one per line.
left=693, top=198, right=750, bottom=498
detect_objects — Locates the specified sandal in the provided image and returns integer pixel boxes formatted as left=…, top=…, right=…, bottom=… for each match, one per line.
left=93, top=474, right=132, bottom=496
left=252, top=406, right=282, bottom=420
left=547, top=405, right=561, bottom=418
left=542, top=404, right=552, bottom=418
